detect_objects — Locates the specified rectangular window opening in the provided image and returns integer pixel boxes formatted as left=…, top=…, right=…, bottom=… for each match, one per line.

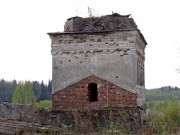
left=88, top=83, right=98, bottom=102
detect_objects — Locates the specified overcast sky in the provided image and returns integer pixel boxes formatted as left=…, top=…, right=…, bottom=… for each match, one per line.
left=0, top=0, right=180, bottom=89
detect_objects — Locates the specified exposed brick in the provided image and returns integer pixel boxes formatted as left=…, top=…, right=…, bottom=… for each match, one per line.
left=52, top=75, right=137, bottom=109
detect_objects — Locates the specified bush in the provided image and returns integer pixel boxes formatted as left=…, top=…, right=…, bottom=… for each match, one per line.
left=35, top=100, right=52, bottom=109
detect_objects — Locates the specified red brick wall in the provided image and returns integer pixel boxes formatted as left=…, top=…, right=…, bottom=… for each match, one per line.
left=52, top=75, right=137, bottom=109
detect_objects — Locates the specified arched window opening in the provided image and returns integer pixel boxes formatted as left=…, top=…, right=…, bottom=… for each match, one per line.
left=88, top=83, right=98, bottom=102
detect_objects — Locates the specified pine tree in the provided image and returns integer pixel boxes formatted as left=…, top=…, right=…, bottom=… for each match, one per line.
left=32, top=81, right=41, bottom=102
left=47, top=80, right=52, bottom=99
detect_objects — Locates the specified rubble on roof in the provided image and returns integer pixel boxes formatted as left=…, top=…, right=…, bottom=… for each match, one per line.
left=64, top=13, right=138, bottom=32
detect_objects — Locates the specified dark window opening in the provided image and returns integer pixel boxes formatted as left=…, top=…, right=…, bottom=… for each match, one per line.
left=88, top=83, right=98, bottom=102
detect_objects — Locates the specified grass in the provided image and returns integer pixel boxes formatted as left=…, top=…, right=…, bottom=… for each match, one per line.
left=146, top=99, right=180, bottom=134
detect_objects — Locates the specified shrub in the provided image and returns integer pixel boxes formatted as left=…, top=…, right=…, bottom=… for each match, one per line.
left=35, top=100, right=52, bottom=109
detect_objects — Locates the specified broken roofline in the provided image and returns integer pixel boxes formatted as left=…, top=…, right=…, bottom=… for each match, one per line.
left=66, top=13, right=132, bottom=21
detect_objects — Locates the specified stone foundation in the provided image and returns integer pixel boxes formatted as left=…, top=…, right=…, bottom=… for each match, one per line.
left=35, top=107, right=144, bottom=132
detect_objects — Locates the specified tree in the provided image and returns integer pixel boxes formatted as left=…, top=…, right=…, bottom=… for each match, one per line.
left=12, top=82, right=36, bottom=104
left=32, top=81, right=41, bottom=102
left=0, top=79, right=17, bottom=102
left=0, top=79, right=6, bottom=102
left=47, top=80, right=52, bottom=99
left=40, top=81, right=50, bottom=101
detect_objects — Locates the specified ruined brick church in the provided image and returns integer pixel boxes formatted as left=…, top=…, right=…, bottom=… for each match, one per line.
left=48, top=13, right=147, bottom=110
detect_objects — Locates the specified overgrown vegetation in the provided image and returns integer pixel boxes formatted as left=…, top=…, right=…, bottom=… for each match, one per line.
left=146, top=100, right=180, bottom=134
left=145, top=86, right=180, bottom=134
left=57, top=109, right=139, bottom=135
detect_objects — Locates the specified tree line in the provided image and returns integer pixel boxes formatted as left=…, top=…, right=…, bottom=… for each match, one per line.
left=0, top=79, right=52, bottom=103
left=145, top=86, right=180, bottom=101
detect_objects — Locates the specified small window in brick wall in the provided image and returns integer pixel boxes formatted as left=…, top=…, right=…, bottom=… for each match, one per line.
left=88, top=83, right=98, bottom=102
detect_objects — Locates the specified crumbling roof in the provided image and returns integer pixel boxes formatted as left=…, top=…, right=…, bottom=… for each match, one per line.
left=47, top=13, right=147, bottom=45
left=64, top=13, right=137, bottom=32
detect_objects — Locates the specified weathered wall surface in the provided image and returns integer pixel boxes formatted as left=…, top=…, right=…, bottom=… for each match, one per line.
left=49, top=30, right=146, bottom=106
left=52, top=75, right=137, bottom=109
